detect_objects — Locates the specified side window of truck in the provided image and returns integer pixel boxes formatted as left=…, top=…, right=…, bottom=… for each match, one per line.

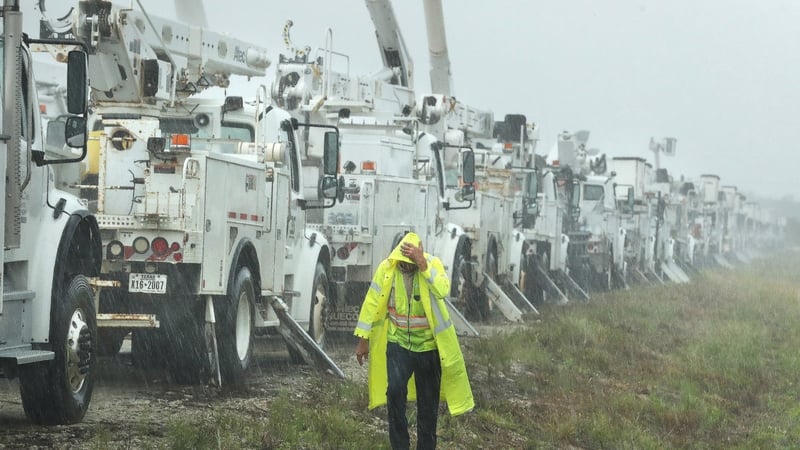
left=279, top=120, right=300, bottom=193
left=19, top=50, right=29, bottom=141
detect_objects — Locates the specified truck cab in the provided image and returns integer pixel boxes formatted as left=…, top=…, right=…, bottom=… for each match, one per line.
left=0, top=0, right=100, bottom=424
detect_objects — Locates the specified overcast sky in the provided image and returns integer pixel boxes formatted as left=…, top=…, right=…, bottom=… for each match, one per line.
left=32, top=1, right=800, bottom=199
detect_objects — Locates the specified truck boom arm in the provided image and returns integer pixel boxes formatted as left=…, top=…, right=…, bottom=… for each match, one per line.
left=422, top=0, right=452, bottom=96
left=71, top=0, right=270, bottom=103
left=364, top=0, right=414, bottom=89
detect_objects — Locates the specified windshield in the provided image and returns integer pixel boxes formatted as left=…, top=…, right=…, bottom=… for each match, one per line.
left=159, top=117, right=254, bottom=153
left=583, top=184, right=604, bottom=201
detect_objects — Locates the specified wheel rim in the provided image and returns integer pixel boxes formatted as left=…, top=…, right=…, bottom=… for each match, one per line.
left=311, top=280, right=327, bottom=345
left=235, top=291, right=252, bottom=362
left=66, top=308, right=90, bottom=393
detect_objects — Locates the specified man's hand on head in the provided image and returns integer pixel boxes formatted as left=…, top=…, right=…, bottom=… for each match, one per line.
left=401, top=241, right=427, bottom=272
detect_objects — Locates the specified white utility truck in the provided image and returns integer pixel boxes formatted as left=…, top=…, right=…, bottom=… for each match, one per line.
left=67, top=0, right=343, bottom=384
left=0, top=0, right=101, bottom=424
left=272, top=1, right=479, bottom=333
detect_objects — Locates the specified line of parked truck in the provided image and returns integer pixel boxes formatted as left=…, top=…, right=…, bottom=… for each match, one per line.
left=0, top=0, right=785, bottom=424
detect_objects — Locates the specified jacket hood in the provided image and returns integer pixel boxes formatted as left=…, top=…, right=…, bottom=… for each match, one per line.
left=388, top=232, right=421, bottom=264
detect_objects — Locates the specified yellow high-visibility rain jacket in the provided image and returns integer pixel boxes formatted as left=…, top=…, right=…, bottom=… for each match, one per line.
left=354, top=233, right=474, bottom=416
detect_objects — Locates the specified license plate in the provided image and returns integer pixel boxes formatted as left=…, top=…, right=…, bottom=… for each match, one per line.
left=128, top=273, right=168, bottom=294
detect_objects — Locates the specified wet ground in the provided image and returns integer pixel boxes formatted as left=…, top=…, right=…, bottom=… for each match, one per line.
left=0, top=334, right=366, bottom=449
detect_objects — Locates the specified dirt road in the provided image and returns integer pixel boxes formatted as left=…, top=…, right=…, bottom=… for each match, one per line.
left=0, top=335, right=364, bottom=449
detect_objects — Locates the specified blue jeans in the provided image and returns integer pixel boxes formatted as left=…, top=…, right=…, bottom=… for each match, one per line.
left=386, top=342, right=442, bottom=450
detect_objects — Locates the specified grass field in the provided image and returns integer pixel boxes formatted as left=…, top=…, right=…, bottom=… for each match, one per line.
left=155, top=252, right=800, bottom=449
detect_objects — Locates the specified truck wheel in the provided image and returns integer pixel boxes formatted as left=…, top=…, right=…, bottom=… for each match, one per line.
left=288, top=263, right=329, bottom=364
left=522, top=254, right=545, bottom=307
left=469, top=249, right=497, bottom=321
left=308, top=263, right=329, bottom=347
left=217, top=266, right=255, bottom=384
left=19, top=275, right=96, bottom=424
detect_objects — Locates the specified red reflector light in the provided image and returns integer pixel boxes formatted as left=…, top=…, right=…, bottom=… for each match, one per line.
left=170, top=242, right=180, bottom=252
left=151, top=237, right=169, bottom=256
left=171, top=134, right=190, bottom=147
left=361, top=160, right=376, bottom=172
left=173, top=253, right=183, bottom=262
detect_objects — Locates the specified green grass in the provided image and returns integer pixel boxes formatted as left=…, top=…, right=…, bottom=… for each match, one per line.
left=84, top=251, right=800, bottom=449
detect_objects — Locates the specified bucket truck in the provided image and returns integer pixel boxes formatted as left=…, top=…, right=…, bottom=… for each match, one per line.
left=417, top=0, right=537, bottom=322
left=271, top=1, right=480, bottom=335
left=495, top=115, right=589, bottom=304
left=63, top=0, right=344, bottom=384
left=0, top=0, right=102, bottom=424
left=549, top=131, right=627, bottom=292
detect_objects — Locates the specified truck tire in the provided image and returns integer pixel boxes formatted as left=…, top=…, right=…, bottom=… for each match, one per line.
left=522, top=254, right=545, bottom=307
left=288, top=263, right=329, bottom=364
left=217, top=266, right=255, bottom=384
left=19, top=275, right=96, bottom=424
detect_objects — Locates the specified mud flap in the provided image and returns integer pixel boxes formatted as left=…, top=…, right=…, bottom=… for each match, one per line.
left=268, top=297, right=345, bottom=378
left=444, top=298, right=480, bottom=337
left=204, top=296, right=222, bottom=386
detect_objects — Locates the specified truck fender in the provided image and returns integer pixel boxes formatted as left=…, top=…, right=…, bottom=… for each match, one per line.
left=31, top=201, right=101, bottom=343
left=432, top=223, right=467, bottom=282
left=283, top=229, right=331, bottom=323
left=227, top=238, right=261, bottom=296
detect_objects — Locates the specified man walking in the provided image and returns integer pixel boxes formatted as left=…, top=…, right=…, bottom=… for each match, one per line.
left=355, top=232, right=473, bottom=450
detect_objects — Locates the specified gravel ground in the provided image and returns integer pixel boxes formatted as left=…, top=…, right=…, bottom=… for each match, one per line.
left=0, top=334, right=366, bottom=449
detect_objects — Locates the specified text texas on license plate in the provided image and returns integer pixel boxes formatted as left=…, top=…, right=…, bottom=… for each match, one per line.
left=129, top=273, right=168, bottom=294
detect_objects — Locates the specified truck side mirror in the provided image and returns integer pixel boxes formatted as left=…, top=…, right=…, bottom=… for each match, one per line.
left=525, top=172, right=539, bottom=217
left=323, top=131, right=339, bottom=176
left=627, top=188, right=635, bottom=210
left=461, top=150, right=475, bottom=184
left=319, top=176, right=339, bottom=200
left=64, top=116, right=87, bottom=149
left=458, top=150, right=476, bottom=202
left=66, top=50, right=87, bottom=115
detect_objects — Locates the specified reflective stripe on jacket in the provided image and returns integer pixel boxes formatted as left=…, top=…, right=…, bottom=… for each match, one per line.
left=387, top=270, right=436, bottom=352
